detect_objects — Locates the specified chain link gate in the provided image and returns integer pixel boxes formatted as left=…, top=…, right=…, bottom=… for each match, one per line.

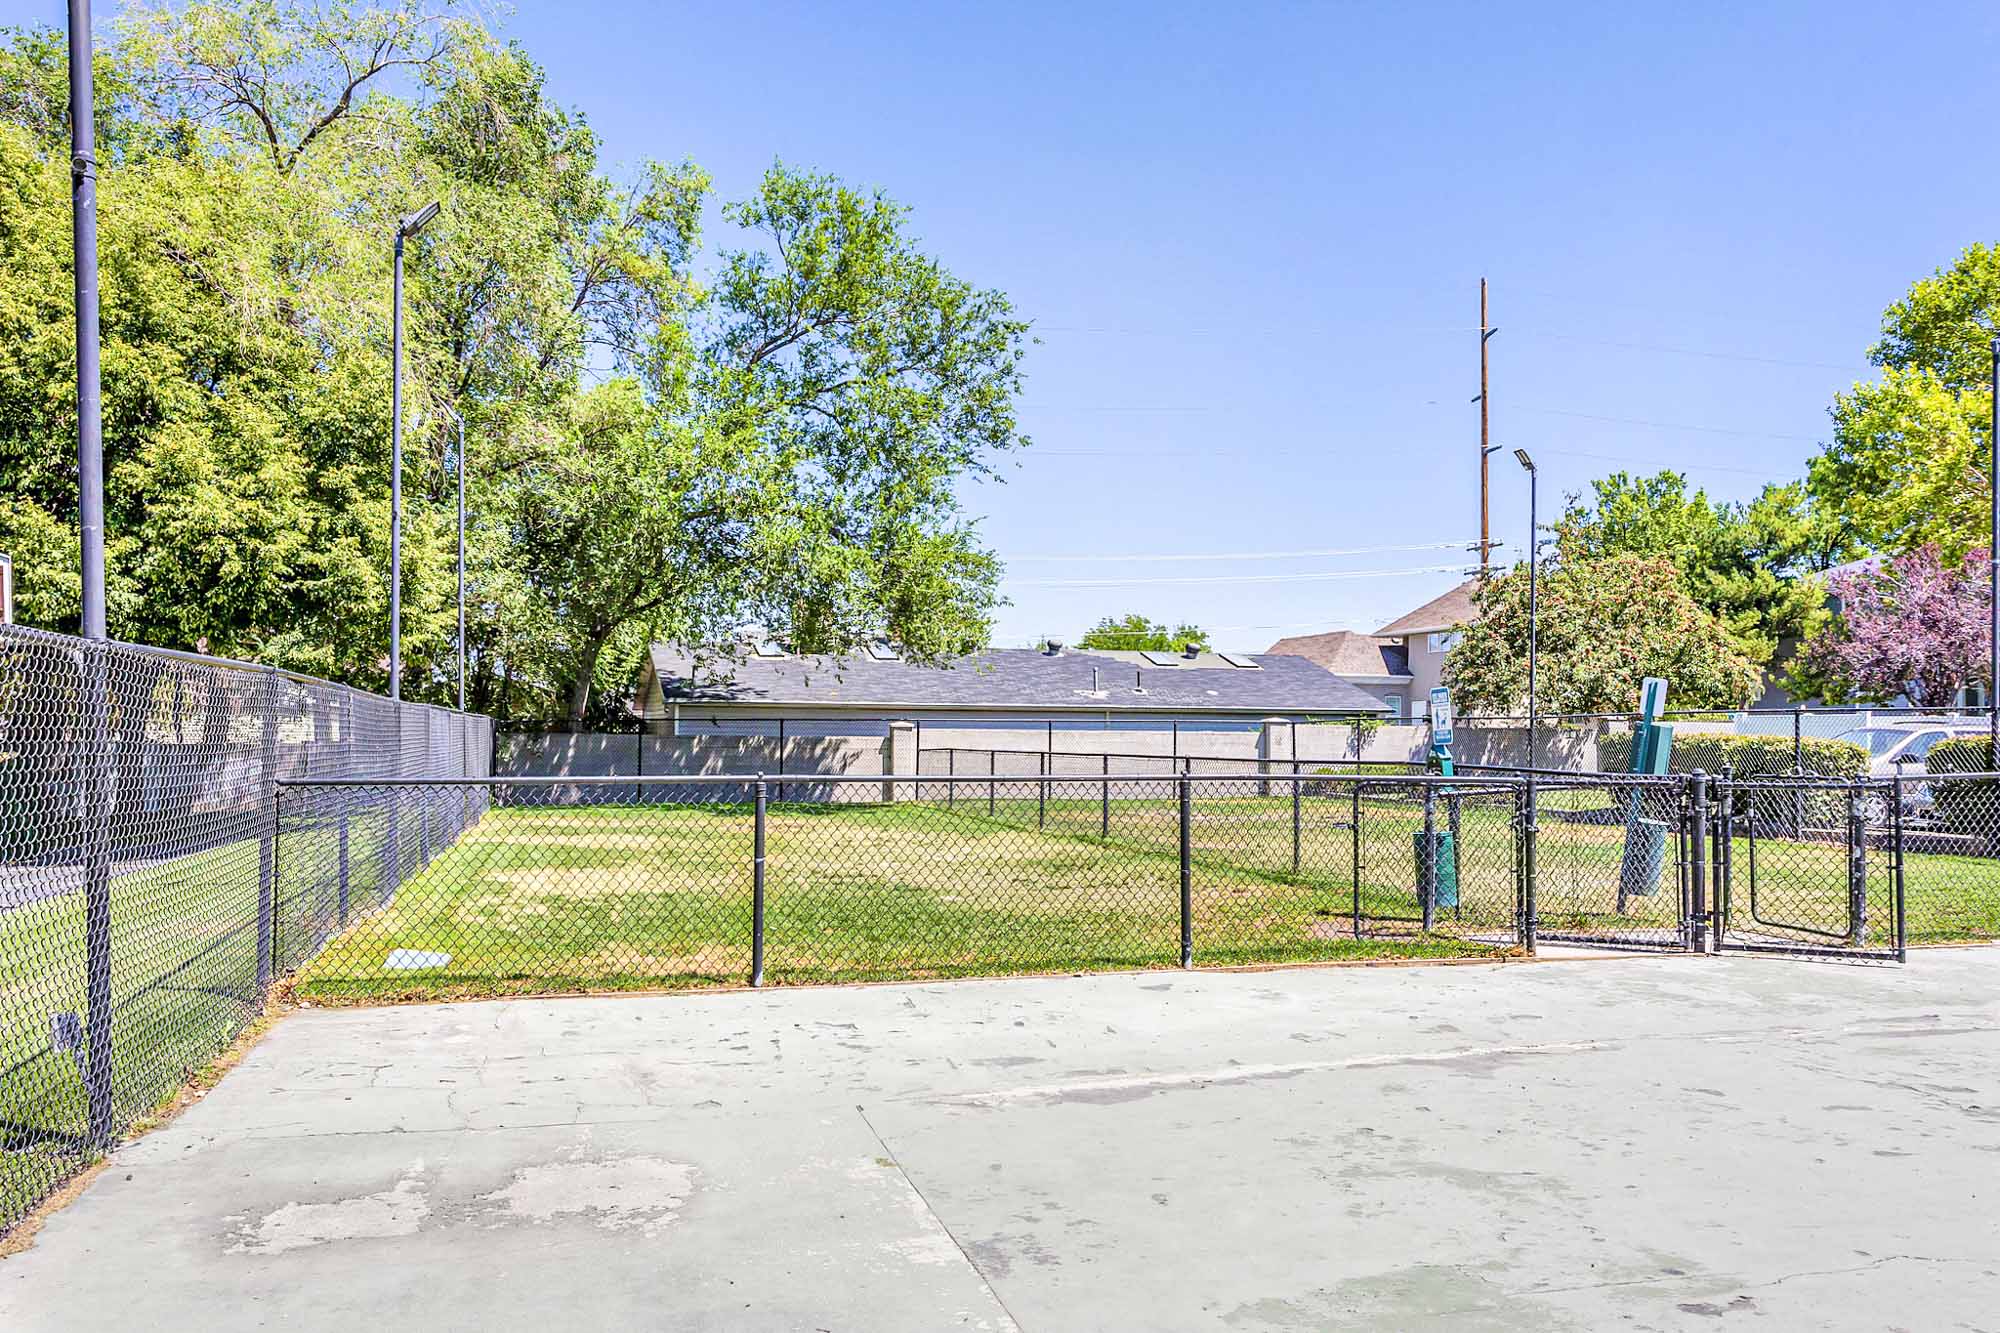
left=1710, top=775, right=1905, bottom=960
left=1347, top=775, right=1527, bottom=949
left=1525, top=774, right=1696, bottom=952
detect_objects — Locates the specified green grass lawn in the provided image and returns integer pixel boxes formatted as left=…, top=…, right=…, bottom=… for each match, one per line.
left=290, top=797, right=1512, bottom=1002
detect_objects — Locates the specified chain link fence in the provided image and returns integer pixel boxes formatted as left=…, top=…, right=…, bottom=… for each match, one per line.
left=0, top=623, right=491, bottom=1236
left=14, top=683, right=2000, bottom=1240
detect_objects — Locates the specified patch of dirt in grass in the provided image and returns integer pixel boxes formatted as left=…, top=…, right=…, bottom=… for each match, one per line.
left=485, top=864, right=727, bottom=900
left=491, top=831, right=669, bottom=851
left=572, top=943, right=739, bottom=977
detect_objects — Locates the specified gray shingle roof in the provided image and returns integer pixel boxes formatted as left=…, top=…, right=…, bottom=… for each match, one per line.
left=1263, top=630, right=1411, bottom=679
left=645, top=645, right=1388, bottom=715
left=1374, top=577, right=1486, bottom=637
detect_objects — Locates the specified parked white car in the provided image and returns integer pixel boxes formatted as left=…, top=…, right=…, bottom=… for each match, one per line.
left=1834, top=722, right=1983, bottom=779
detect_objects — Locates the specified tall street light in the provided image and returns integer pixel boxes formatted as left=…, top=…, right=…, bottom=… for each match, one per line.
left=1514, top=448, right=1539, bottom=768
left=389, top=199, right=440, bottom=700
left=446, top=404, right=467, bottom=713
left=68, top=0, right=116, bottom=1152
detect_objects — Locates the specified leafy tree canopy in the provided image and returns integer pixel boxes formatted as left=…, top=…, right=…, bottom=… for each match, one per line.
left=1076, top=614, right=1211, bottom=653
left=1802, top=545, right=1992, bottom=707
left=1809, top=242, right=1998, bottom=559
left=1555, top=471, right=1846, bottom=668
left=1442, top=555, right=1762, bottom=716
left=0, top=1, right=1029, bottom=725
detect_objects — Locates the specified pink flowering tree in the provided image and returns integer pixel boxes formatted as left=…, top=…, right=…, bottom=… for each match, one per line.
left=1804, top=544, right=1992, bottom=705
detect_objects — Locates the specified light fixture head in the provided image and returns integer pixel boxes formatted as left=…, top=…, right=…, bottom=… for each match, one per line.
left=399, top=201, right=442, bottom=237
left=1513, top=448, right=1535, bottom=471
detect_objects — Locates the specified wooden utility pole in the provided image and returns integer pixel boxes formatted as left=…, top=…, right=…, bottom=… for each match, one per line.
left=1477, top=279, right=1498, bottom=568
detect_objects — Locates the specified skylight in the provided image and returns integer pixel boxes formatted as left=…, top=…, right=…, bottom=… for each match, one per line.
left=1220, top=653, right=1262, bottom=669
left=1139, top=651, right=1183, bottom=667
left=865, top=642, right=901, bottom=661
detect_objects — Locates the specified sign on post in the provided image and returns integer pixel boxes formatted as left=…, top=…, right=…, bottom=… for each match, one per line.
left=1429, top=687, right=1453, bottom=747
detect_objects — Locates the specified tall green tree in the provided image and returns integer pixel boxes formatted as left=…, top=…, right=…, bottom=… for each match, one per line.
left=1076, top=614, right=1210, bottom=652
left=0, top=4, right=1030, bottom=723
left=1555, top=471, right=1844, bottom=667
left=1442, top=555, right=1762, bottom=716
left=1809, top=243, right=1998, bottom=558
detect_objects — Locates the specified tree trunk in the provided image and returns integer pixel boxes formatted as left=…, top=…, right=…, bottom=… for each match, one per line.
left=565, top=635, right=607, bottom=730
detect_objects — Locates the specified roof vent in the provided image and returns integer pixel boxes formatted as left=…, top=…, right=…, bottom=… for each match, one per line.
left=1042, top=638, right=1064, bottom=655
left=1182, top=643, right=1199, bottom=659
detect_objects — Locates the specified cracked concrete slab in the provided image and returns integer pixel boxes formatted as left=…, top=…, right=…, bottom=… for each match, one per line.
left=3, top=951, right=1997, bottom=1330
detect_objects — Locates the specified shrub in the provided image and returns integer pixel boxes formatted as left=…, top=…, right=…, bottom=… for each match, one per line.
left=1596, top=731, right=1864, bottom=779
left=1927, top=738, right=1997, bottom=837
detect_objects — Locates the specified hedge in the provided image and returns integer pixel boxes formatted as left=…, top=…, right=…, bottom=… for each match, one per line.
left=1597, top=731, right=1867, bottom=779
left=1926, top=738, right=1997, bottom=837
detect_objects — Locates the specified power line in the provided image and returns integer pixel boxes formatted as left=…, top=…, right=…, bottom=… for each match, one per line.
left=1031, top=318, right=1874, bottom=374
left=1511, top=329, right=1871, bottom=375
left=1539, top=447, right=1785, bottom=479
left=1006, top=540, right=1482, bottom=564
left=1011, top=562, right=1477, bottom=589
left=1509, top=405, right=1820, bottom=443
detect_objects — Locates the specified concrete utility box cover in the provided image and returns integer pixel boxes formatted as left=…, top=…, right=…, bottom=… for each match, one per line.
left=383, top=949, right=452, bottom=971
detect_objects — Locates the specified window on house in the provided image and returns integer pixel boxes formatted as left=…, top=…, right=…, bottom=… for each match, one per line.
left=1384, top=694, right=1404, bottom=719
left=1426, top=631, right=1462, bottom=654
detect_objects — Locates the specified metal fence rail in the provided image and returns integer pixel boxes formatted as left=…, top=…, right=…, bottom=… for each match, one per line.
left=0, top=623, right=491, bottom=1236
left=13, top=707, right=2000, bottom=1240
left=269, top=772, right=1535, bottom=1007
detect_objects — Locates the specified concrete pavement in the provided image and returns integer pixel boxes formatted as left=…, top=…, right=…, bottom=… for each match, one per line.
left=4, top=951, right=1997, bottom=1330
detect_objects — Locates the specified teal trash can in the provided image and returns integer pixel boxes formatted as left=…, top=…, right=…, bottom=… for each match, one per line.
left=1618, top=818, right=1669, bottom=901
left=1413, top=830, right=1458, bottom=910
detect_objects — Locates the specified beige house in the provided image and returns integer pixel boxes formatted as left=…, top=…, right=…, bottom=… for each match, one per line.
left=1370, top=578, right=1484, bottom=717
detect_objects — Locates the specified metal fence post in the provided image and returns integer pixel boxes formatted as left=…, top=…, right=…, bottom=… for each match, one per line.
left=1521, top=777, right=1538, bottom=954
left=1178, top=772, right=1193, bottom=968
left=752, top=777, right=767, bottom=987
left=385, top=709, right=402, bottom=902
left=947, top=749, right=955, bottom=809
left=1713, top=767, right=1731, bottom=953
left=337, top=800, right=351, bottom=926
left=81, top=640, right=116, bottom=1146
left=1291, top=759, right=1301, bottom=875
left=257, top=667, right=277, bottom=995
left=1101, top=753, right=1110, bottom=839
left=1351, top=779, right=1363, bottom=937
left=1420, top=781, right=1437, bottom=931
left=1847, top=781, right=1868, bottom=948
left=1792, top=706, right=1806, bottom=836
left=1687, top=772, right=1709, bottom=953
left=1891, top=772, right=1907, bottom=962
left=988, top=752, right=996, bottom=817
left=1038, top=751, right=1047, bottom=829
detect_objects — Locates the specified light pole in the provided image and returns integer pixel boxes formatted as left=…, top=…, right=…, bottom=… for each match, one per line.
left=68, top=0, right=116, bottom=1151
left=447, top=404, right=467, bottom=713
left=389, top=199, right=440, bottom=700
left=1514, top=448, right=1539, bottom=768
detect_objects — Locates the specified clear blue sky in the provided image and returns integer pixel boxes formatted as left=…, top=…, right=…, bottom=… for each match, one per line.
left=15, top=1, right=2000, bottom=649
